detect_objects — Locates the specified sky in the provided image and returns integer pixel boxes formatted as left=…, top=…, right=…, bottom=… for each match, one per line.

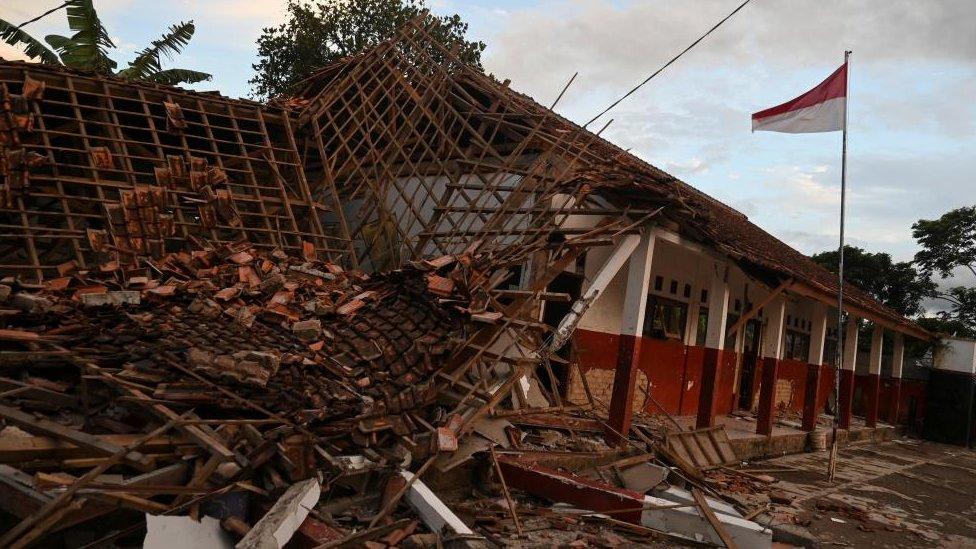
left=2, top=0, right=975, bottom=276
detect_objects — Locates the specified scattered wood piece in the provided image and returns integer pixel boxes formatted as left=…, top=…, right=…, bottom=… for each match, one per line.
left=236, top=478, right=320, bottom=549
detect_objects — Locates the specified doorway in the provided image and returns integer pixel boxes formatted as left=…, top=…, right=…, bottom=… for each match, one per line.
left=541, top=270, right=585, bottom=398
left=737, top=319, right=763, bottom=411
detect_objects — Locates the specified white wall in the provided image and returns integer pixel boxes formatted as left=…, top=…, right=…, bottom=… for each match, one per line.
left=575, top=227, right=834, bottom=364
left=934, top=338, right=976, bottom=374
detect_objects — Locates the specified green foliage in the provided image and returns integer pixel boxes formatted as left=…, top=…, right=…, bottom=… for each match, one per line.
left=249, top=0, right=485, bottom=100
left=924, top=286, right=976, bottom=337
left=811, top=245, right=935, bottom=317
left=0, top=2, right=210, bottom=86
left=0, top=20, right=59, bottom=64
left=59, top=0, right=116, bottom=72
left=911, top=206, right=976, bottom=337
left=145, top=68, right=213, bottom=86
left=913, top=206, right=976, bottom=279
left=916, top=315, right=976, bottom=339
left=117, top=22, right=198, bottom=81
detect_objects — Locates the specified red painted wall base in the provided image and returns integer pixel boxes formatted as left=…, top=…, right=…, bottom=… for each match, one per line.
left=887, top=378, right=902, bottom=425
left=801, top=363, right=822, bottom=431
left=756, top=357, right=779, bottom=436
left=696, top=347, right=723, bottom=429
left=838, top=369, right=855, bottom=429
left=571, top=329, right=926, bottom=431
left=607, top=333, right=641, bottom=442
left=864, top=373, right=881, bottom=427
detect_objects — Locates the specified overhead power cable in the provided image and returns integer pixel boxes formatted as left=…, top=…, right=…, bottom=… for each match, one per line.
left=17, top=1, right=70, bottom=30
left=584, top=0, right=755, bottom=127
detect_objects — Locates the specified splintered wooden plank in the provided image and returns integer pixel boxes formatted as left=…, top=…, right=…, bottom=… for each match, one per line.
left=666, top=435, right=697, bottom=469
left=0, top=376, right=79, bottom=408
left=679, top=434, right=709, bottom=469
left=667, top=427, right=738, bottom=470
left=0, top=404, right=153, bottom=472
left=691, top=487, right=739, bottom=549
left=709, top=428, right=738, bottom=465
left=85, top=363, right=238, bottom=464
left=0, top=433, right=183, bottom=463
left=0, top=417, right=187, bottom=548
left=696, top=432, right=723, bottom=467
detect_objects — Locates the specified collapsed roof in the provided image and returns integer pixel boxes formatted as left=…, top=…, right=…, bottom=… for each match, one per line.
left=0, top=16, right=925, bottom=546
left=0, top=19, right=925, bottom=339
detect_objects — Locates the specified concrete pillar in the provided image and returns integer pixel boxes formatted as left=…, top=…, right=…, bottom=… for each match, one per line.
left=865, top=325, right=884, bottom=427
left=802, top=303, right=828, bottom=431
left=889, top=333, right=905, bottom=424
left=838, top=317, right=859, bottom=429
left=696, top=264, right=730, bottom=429
left=685, top=300, right=702, bottom=347
left=756, top=297, right=786, bottom=436
left=607, top=232, right=655, bottom=441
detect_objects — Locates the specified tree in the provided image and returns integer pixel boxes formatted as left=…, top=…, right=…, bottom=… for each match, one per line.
left=811, top=245, right=935, bottom=318
left=0, top=0, right=210, bottom=85
left=913, top=206, right=976, bottom=336
left=913, top=206, right=976, bottom=279
left=250, top=0, right=485, bottom=100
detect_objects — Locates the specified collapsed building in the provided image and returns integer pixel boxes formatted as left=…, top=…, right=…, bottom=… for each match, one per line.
left=0, top=18, right=935, bottom=548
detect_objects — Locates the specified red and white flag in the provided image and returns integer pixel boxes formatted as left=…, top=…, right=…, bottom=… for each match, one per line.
left=752, top=63, right=847, bottom=133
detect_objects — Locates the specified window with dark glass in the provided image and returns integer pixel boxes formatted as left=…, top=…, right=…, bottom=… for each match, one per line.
left=642, top=295, right=688, bottom=341
left=724, top=313, right=740, bottom=350
left=695, top=307, right=708, bottom=346
left=784, top=329, right=811, bottom=361
left=823, top=337, right=838, bottom=365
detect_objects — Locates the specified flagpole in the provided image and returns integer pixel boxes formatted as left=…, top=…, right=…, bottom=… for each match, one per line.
left=827, top=50, right=851, bottom=482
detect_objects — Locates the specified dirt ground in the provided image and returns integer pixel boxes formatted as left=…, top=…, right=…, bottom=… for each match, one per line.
left=756, top=436, right=976, bottom=548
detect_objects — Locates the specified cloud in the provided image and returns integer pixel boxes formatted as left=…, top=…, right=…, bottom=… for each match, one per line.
left=665, top=157, right=710, bottom=175
left=484, top=0, right=976, bottom=100
left=471, top=0, right=976, bottom=265
left=0, top=0, right=134, bottom=61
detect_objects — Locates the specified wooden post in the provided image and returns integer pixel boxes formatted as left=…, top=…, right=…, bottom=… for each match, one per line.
left=607, top=231, right=655, bottom=441
left=756, top=297, right=786, bottom=435
left=838, top=318, right=859, bottom=430
left=696, top=263, right=730, bottom=429
left=802, top=303, right=828, bottom=431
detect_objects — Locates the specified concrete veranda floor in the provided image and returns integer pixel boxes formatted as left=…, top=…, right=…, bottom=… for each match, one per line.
left=754, top=436, right=976, bottom=547
left=667, top=411, right=895, bottom=461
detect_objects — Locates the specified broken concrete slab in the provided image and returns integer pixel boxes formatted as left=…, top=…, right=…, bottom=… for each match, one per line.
left=616, top=461, right=668, bottom=493
left=80, top=290, right=141, bottom=307
left=144, top=514, right=234, bottom=549
left=10, top=293, right=52, bottom=313
left=498, top=455, right=771, bottom=548
left=236, top=478, right=320, bottom=549
left=399, top=471, right=474, bottom=536
left=471, top=417, right=513, bottom=448
left=653, top=485, right=742, bottom=518
left=639, top=492, right=772, bottom=548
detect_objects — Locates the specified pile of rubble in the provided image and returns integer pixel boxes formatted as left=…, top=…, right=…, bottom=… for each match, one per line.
left=0, top=240, right=777, bottom=548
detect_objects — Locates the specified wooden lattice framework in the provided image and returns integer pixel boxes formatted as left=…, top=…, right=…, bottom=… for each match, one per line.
left=287, top=19, right=659, bottom=426
left=0, top=63, right=347, bottom=281
left=0, top=18, right=668, bottom=449
left=0, top=20, right=653, bottom=418
left=293, top=19, right=639, bottom=272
